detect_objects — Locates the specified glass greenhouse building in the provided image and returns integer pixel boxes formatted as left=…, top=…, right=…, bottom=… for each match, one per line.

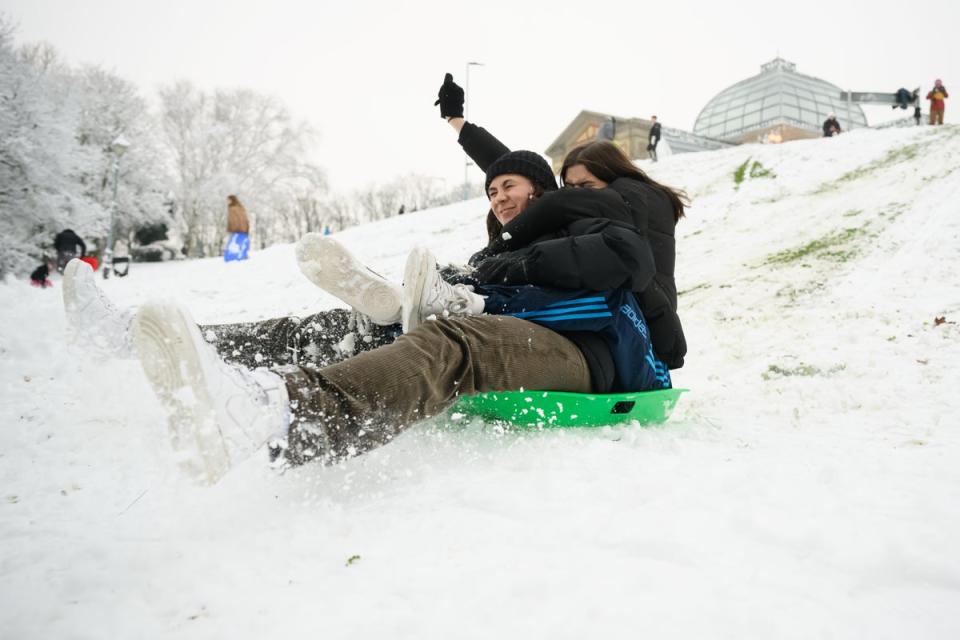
left=693, top=58, right=867, bottom=143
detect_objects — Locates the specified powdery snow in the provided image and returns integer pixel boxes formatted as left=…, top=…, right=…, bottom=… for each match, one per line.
left=2, top=125, right=959, bottom=639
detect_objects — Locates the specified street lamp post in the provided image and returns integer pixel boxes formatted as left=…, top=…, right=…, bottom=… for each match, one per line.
left=103, top=134, right=130, bottom=280
left=463, top=61, right=484, bottom=200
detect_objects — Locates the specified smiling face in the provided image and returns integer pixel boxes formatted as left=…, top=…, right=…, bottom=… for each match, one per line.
left=487, top=173, right=536, bottom=225
left=562, top=163, right=608, bottom=189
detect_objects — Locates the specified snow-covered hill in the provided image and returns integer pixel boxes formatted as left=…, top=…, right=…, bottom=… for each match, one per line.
left=2, top=125, right=959, bottom=639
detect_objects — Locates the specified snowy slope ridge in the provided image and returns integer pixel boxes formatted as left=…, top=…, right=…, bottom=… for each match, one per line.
left=2, top=126, right=959, bottom=639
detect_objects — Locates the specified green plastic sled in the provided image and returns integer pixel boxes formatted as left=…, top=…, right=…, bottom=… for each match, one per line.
left=452, top=388, right=687, bottom=428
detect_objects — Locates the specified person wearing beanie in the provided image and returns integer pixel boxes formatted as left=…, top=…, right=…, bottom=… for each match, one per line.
left=823, top=114, right=842, bottom=137
left=437, top=72, right=687, bottom=371
left=483, top=150, right=558, bottom=195
left=927, top=79, right=949, bottom=125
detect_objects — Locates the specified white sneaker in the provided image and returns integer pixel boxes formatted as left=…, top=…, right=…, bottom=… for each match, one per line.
left=134, top=302, right=289, bottom=485
left=401, top=247, right=485, bottom=333
left=296, top=233, right=402, bottom=325
left=62, top=258, right=134, bottom=358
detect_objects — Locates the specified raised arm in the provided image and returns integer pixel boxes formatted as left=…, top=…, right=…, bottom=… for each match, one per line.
left=434, top=73, right=510, bottom=172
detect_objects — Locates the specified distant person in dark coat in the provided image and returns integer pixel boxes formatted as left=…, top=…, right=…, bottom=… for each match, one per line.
left=927, top=79, right=948, bottom=125
left=893, top=87, right=916, bottom=110
left=53, top=229, right=86, bottom=273
left=823, top=115, right=841, bottom=137
left=647, top=116, right=662, bottom=162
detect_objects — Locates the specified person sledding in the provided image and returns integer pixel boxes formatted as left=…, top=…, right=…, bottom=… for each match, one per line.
left=434, top=72, right=687, bottom=370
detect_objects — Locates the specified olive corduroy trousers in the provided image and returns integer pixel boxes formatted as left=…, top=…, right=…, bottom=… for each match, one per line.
left=276, top=315, right=592, bottom=464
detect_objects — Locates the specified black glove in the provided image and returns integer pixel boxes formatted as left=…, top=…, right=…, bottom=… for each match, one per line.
left=434, top=72, right=464, bottom=119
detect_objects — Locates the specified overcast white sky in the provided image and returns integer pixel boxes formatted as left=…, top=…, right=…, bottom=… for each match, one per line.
left=4, top=0, right=958, bottom=192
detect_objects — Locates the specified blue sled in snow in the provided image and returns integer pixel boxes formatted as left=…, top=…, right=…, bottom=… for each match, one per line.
left=224, top=232, right=250, bottom=262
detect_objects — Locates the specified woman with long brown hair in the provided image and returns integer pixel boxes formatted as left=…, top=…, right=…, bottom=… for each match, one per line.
left=559, top=140, right=687, bottom=368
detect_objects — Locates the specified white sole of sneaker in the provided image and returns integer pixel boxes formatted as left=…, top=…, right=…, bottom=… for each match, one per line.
left=61, top=258, right=87, bottom=315
left=296, top=234, right=401, bottom=325
left=134, top=303, right=230, bottom=485
left=61, top=258, right=135, bottom=359
left=401, top=247, right=432, bottom=334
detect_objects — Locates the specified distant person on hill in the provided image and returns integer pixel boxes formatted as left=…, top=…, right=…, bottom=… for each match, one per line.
left=30, top=261, right=53, bottom=288
left=226, top=195, right=250, bottom=234
left=822, top=114, right=841, bottom=137
left=926, top=79, right=948, bottom=125
left=893, top=87, right=917, bottom=110
left=53, top=229, right=87, bottom=273
left=647, top=116, right=662, bottom=162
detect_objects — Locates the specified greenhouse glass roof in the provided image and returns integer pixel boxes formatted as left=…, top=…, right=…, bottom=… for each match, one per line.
left=693, top=58, right=867, bottom=140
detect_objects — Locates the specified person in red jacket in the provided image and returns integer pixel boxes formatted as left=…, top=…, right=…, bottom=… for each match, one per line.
left=927, top=79, right=948, bottom=125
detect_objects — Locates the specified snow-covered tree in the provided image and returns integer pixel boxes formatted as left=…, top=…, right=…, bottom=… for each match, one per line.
left=0, top=18, right=172, bottom=276
left=0, top=20, right=103, bottom=276
left=72, top=65, right=171, bottom=243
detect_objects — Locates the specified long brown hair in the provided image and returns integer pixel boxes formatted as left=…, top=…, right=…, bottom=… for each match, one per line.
left=560, top=141, right=688, bottom=222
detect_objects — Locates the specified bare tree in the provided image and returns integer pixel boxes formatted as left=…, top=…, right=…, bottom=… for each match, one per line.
left=157, top=80, right=326, bottom=256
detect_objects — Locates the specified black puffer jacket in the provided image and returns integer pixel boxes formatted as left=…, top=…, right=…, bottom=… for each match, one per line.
left=604, top=178, right=685, bottom=368
left=457, top=122, right=687, bottom=369
left=470, top=188, right=654, bottom=292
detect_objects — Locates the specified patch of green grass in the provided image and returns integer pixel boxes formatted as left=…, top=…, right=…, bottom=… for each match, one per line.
left=734, top=157, right=751, bottom=187
left=878, top=202, right=908, bottom=221
left=734, top=157, right=776, bottom=189
left=678, top=282, right=712, bottom=296
left=842, top=209, right=863, bottom=217
left=816, top=143, right=922, bottom=193
left=762, top=362, right=846, bottom=380
left=749, top=160, right=776, bottom=179
left=764, top=226, right=867, bottom=266
left=775, top=280, right=825, bottom=304
left=763, top=363, right=822, bottom=379
left=821, top=251, right=858, bottom=262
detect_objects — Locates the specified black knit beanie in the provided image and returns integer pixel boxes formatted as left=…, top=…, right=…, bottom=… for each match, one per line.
left=484, top=150, right=558, bottom=195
